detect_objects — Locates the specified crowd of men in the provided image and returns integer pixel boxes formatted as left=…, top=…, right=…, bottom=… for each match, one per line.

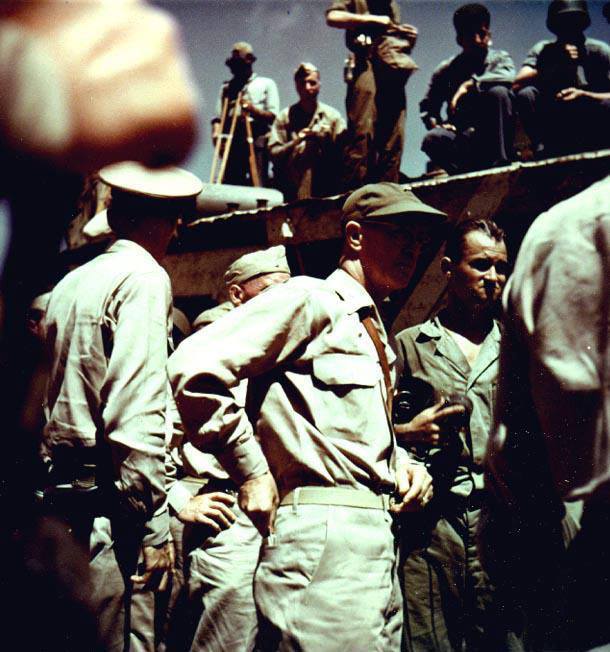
left=31, top=157, right=609, bottom=652
left=0, top=1, right=609, bottom=652
left=213, top=0, right=610, bottom=194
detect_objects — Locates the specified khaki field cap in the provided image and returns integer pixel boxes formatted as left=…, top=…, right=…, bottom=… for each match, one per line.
left=342, top=182, right=446, bottom=224
left=99, top=161, right=203, bottom=199
left=226, top=41, right=256, bottom=64
left=224, top=245, right=290, bottom=287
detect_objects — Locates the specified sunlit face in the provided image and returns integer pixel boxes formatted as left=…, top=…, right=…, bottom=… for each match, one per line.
left=445, top=230, right=508, bottom=309
left=296, top=71, right=321, bottom=103
left=459, top=25, right=491, bottom=53
left=360, top=220, right=432, bottom=295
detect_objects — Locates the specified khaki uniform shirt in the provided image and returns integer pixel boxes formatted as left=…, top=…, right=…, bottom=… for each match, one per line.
left=395, top=316, right=501, bottom=497
left=214, top=73, right=279, bottom=138
left=44, top=239, right=172, bottom=545
left=169, top=269, right=406, bottom=496
left=269, top=101, right=346, bottom=200
left=486, top=175, right=610, bottom=507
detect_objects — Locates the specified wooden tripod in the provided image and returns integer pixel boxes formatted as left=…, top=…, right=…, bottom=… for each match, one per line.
left=210, top=91, right=261, bottom=186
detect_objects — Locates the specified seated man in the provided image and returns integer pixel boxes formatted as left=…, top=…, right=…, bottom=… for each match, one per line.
left=269, top=63, right=346, bottom=201
left=420, top=3, right=515, bottom=175
left=513, top=0, right=610, bottom=157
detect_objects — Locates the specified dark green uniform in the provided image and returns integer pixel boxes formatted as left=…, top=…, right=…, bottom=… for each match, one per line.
left=327, top=0, right=405, bottom=188
left=395, top=317, right=523, bottom=652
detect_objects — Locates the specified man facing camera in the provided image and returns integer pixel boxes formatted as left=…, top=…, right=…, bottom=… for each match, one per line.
left=169, top=183, right=445, bottom=651
left=269, top=63, right=346, bottom=201
left=394, top=219, right=522, bottom=651
left=420, top=4, right=515, bottom=175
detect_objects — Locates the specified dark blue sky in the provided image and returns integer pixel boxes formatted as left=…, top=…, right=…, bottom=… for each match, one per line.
left=157, top=1, right=609, bottom=180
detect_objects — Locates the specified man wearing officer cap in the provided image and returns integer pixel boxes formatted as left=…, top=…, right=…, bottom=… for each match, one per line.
left=212, top=41, right=279, bottom=186
left=41, top=161, right=202, bottom=651
left=169, top=182, right=445, bottom=650
left=513, top=0, right=610, bottom=157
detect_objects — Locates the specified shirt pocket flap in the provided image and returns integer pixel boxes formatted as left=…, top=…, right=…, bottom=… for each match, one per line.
left=312, top=353, right=379, bottom=387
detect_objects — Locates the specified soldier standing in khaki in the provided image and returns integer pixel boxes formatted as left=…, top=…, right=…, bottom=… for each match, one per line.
left=41, top=162, right=202, bottom=651
left=169, top=182, right=446, bottom=651
left=394, top=219, right=522, bottom=651
left=169, top=247, right=291, bottom=652
left=326, top=1, right=418, bottom=188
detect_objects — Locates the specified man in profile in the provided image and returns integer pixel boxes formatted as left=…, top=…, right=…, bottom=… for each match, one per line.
left=170, top=183, right=445, bottom=650
left=42, top=161, right=202, bottom=651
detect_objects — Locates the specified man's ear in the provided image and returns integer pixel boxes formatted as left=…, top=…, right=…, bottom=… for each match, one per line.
left=228, top=283, right=245, bottom=306
left=441, top=256, right=453, bottom=280
left=344, top=220, right=364, bottom=255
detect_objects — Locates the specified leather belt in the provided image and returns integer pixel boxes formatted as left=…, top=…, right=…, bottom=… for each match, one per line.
left=280, top=486, right=392, bottom=510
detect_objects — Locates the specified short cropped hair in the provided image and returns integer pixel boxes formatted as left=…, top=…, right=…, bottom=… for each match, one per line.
left=294, top=62, right=320, bottom=83
left=444, top=218, right=504, bottom=262
left=106, top=191, right=190, bottom=236
left=453, top=3, right=491, bottom=35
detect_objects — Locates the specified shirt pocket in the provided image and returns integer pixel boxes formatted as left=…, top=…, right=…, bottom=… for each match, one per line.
left=312, top=353, right=380, bottom=388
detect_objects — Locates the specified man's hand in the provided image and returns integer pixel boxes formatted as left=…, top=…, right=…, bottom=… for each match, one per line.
left=177, top=492, right=237, bottom=531
left=393, top=22, right=418, bottom=46
left=563, top=43, right=579, bottom=60
left=239, top=471, right=279, bottom=537
left=449, top=79, right=475, bottom=114
left=556, top=87, right=586, bottom=102
left=2, top=0, right=198, bottom=171
left=131, top=542, right=174, bottom=592
left=395, top=399, right=466, bottom=446
left=440, top=122, right=457, bottom=133
left=391, top=462, right=433, bottom=514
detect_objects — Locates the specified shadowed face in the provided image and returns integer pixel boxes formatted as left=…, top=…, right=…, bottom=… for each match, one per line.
left=359, top=219, right=432, bottom=295
left=458, top=24, right=491, bottom=53
left=296, top=71, right=321, bottom=104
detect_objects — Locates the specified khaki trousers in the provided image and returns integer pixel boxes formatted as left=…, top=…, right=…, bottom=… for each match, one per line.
left=343, top=58, right=406, bottom=188
left=87, top=516, right=140, bottom=652
left=401, top=507, right=523, bottom=652
left=186, top=503, right=261, bottom=652
left=255, top=503, right=403, bottom=652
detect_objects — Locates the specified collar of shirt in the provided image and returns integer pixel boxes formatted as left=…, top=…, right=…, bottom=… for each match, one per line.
left=417, top=314, right=500, bottom=386
left=326, top=267, right=375, bottom=316
left=105, top=238, right=161, bottom=267
left=326, top=268, right=396, bottom=366
left=417, top=314, right=499, bottom=342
